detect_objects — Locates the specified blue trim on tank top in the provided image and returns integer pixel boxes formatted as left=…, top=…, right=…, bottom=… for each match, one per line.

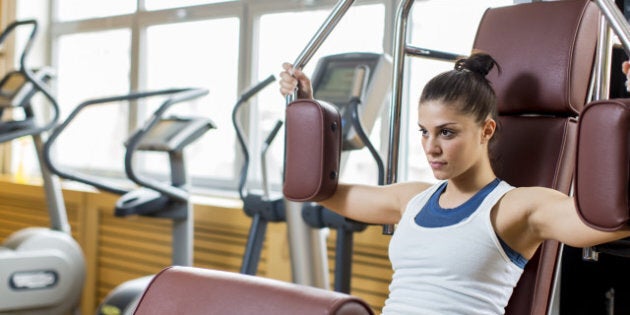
left=414, top=178, right=527, bottom=269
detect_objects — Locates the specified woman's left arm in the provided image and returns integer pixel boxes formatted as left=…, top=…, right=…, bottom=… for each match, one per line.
left=524, top=187, right=630, bottom=248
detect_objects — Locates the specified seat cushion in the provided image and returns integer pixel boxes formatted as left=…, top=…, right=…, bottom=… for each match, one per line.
left=133, top=266, right=374, bottom=315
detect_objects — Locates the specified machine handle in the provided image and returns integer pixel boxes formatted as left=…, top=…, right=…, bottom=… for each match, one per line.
left=0, top=20, right=39, bottom=71
left=0, top=21, right=62, bottom=143
left=240, top=74, right=276, bottom=103
left=232, top=75, right=278, bottom=199
left=404, top=45, right=463, bottom=62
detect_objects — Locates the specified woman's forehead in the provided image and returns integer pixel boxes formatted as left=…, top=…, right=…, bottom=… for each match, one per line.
left=418, top=100, right=472, bottom=123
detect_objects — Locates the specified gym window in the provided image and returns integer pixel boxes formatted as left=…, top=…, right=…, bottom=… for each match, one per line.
left=8, top=0, right=514, bottom=197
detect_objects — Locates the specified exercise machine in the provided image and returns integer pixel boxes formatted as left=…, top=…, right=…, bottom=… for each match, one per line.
left=299, top=52, right=390, bottom=293
left=43, top=87, right=214, bottom=315
left=0, top=20, right=85, bottom=315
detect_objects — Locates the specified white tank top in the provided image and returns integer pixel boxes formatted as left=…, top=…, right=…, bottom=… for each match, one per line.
left=382, top=180, right=523, bottom=315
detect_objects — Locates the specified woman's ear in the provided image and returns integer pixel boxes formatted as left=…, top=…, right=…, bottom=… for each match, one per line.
left=481, top=118, right=496, bottom=144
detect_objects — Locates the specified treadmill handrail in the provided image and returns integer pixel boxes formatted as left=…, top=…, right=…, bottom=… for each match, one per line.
left=124, top=87, right=209, bottom=202
left=0, top=20, right=38, bottom=72
left=0, top=20, right=61, bottom=143
left=43, top=88, right=207, bottom=196
left=0, top=67, right=60, bottom=143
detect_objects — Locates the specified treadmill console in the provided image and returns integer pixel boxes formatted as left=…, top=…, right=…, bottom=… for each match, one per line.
left=133, top=117, right=215, bottom=152
left=0, top=68, right=54, bottom=108
left=311, top=52, right=391, bottom=150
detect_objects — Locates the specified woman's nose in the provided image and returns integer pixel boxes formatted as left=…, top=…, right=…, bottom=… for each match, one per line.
left=423, top=137, right=441, bottom=155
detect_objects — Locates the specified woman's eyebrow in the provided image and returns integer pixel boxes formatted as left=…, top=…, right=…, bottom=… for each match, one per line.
left=417, top=122, right=458, bottom=129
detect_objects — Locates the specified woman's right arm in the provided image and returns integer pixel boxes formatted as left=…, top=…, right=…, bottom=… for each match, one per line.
left=318, top=182, right=431, bottom=225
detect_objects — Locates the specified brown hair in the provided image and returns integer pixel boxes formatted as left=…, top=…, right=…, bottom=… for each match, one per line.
left=419, top=52, right=500, bottom=125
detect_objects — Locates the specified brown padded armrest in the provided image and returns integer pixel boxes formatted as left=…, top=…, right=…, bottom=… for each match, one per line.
left=575, top=99, right=630, bottom=231
left=133, top=266, right=374, bottom=315
left=283, top=99, right=342, bottom=202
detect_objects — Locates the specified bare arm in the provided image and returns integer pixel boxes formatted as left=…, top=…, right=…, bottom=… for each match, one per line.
left=525, top=187, right=630, bottom=248
left=318, top=181, right=431, bottom=225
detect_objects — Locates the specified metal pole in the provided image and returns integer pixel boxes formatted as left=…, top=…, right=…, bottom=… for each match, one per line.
left=383, top=0, right=415, bottom=235
left=284, top=0, right=355, bottom=288
left=33, top=134, right=70, bottom=234
left=170, top=150, right=193, bottom=267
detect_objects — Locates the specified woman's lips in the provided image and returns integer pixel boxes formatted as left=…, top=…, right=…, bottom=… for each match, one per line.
left=429, top=161, right=446, bottom=169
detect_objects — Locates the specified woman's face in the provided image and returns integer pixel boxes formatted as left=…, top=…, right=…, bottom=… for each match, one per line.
left=418, top=100, right=493, bottom=181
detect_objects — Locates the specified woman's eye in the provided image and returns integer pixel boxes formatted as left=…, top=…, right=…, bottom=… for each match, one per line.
left=440, top=129, right=454, bottom=137
left=419, top=128, right=428, bottom=136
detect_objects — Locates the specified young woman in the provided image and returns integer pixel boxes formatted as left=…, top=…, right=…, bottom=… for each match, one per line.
left=279, top=53, right=630, bottom=314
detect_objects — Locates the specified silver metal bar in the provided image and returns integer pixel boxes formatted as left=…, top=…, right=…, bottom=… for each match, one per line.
left=593, top=15, right=613, bottom=101
left=285, top=0, right=356, bottom=104
left=291, top=0, right=356, bottom=70
left=383, top=0, right=415, bottom=235
left=170, top=150, right=193, bottom=266
left=547, top=244, right=564, bottom=315
left=596, top=0, right=630, bottom=54
left=284, top=0, right=355, bottom=288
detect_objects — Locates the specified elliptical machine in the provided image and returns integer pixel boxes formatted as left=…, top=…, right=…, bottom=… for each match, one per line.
left=231, top=75, right=285, bottom=275
left=0, top=20, right=85, bottom=315
left=43, top=87, right=214, bottom=315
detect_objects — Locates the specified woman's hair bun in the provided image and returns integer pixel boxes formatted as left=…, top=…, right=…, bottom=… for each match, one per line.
left=454, top=53, right=499, bottom=77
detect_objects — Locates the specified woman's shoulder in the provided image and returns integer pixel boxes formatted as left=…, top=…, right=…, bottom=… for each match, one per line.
left=499, top=185, right=568, bottom=221
left=389, top=181, right=436, bottom=196
left=386, top=181, right=437, bottom=210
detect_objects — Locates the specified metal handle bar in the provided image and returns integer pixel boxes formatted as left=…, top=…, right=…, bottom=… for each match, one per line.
left=0, top=20, right=39, bottom=71
left=285, top=0, right=355, bottom=104
left=404, top=45, right=464, bottom=62
left=349, top=65, right=385, bottom=186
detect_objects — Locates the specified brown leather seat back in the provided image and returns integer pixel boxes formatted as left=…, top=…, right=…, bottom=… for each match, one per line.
left=133, top=266, right=374, bottom=315
left=472, top=1, right=599, bottom=314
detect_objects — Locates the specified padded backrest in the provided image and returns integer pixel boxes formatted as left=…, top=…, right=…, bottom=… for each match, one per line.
left=472, top=1, right=599, bottom=314
left=133, top=266, right=374, bottom=315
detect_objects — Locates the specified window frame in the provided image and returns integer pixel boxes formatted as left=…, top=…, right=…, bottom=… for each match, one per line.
left=8, top=0, right=518, bottom=195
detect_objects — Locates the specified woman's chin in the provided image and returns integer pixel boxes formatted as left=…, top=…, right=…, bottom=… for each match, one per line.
left=431, top=172, right=449, bottom=181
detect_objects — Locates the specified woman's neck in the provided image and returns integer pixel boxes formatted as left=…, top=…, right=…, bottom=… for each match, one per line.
left=447, top=159, right=496, bottom=195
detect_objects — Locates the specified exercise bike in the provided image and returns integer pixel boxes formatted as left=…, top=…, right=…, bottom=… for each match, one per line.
left=0, top=20, right=85, bottom=315
left=43, top=87, right=214, bottom=315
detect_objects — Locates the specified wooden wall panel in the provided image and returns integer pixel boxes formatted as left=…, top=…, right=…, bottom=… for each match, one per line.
left=0, top=179, right=391, bottom=314
left=327, top=227, right=392, bottom=313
